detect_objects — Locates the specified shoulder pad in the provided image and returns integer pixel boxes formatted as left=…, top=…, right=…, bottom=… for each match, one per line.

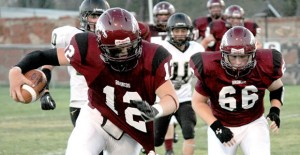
left=74, top=32, right=89, bottom=64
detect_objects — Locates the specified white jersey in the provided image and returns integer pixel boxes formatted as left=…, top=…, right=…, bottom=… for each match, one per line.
left=51, top=26, right=87, bottom=108
left=159, top=41, right=204, bottom=103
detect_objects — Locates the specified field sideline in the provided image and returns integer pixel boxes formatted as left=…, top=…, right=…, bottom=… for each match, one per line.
left=0, top=85, right=299, bottom=155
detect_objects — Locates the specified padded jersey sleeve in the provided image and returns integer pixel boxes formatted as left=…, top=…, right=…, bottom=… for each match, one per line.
left=244, top=21, right=259, bottom=36
left=255, top=49, right=285, bottom=86
left=189, top=52, right=223, bottom=97
left=65, top=32, right=102, bottom=84
left=152, top=45, right=173, bottom=89
left=189, top=52, right=210, bottom=97
left=272, top=49, right=285, bottom=77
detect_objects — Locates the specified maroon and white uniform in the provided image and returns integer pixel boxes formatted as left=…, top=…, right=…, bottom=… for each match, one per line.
left=65, top=32, right=172, bottom=154
left=206, top=20, right=259, bottom=51
left=190, top=49, right=284, bottom=127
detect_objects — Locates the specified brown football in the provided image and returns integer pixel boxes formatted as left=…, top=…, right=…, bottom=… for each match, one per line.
left=20, top=69, right=47, bottom=104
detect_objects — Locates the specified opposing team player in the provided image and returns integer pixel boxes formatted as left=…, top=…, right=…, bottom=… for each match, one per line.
left=40, top=0, right=110, bottom=127
left=154, top=13, right=204, bottom=155
left=190, top=26, right=284, bottom=155
left=9, top=8, right=179, bottom=155
left=201, top=5, right=261, bottom=51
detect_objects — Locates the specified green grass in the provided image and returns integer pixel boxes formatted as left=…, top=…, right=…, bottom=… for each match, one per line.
left=0, top=85, right=299, bottom=155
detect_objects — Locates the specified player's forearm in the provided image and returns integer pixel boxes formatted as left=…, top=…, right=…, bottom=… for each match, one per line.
left=192, top=91, right=217, bottom=125
left=158, top=93, right=179, bottom=116
left=156, top=80, right=179, bottom=116
left=200, top=35, right=215, bottom=49
left=270, top=99, right=282, bottom=109
left=193, top=101, right=217, bottom=126
left=268, top=79, right=284, bottom=106
left=16, top=49, right=60, bottom=74
left=200, top=39, right=209, bottom=49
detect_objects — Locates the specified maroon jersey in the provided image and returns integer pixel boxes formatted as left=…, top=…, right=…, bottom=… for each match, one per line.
left=66, top=32, right=172, bottom=152
left=193, top=16, right=225, bottom=39
left=244, top=20, right=259, bottom=36
left=138, top=21, right=151, bottom=42
left=189, top=49, right=284, bottom=127
left=207, top=20, right=227, bottom=51
left=149, top=24, right=168, bottom=42
left=207, top=20, right=259, bottom=51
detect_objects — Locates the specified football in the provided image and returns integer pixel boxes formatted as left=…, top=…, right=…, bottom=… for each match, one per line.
left=20, top=69, right=47, bottom=104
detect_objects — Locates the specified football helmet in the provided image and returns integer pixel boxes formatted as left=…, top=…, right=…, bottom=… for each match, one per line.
left=220, top=26, right=257, bottom=78
left=96, top=8, right=142, bottom=72
left=153, top=1, right=175, bottom=29
left=79, top=0, right=110, bottom=32
left=167, top=13, right=193, bottom=47
left=224, top=5, right=245, bottom=27
left=207, top=0, right=225, bottom=19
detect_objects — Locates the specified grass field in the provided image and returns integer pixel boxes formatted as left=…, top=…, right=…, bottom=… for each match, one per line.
left=0, top=85, right=299, bottom=155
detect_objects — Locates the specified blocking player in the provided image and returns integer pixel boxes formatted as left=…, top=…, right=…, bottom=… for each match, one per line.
left=190, top=26, right=284, bottom=155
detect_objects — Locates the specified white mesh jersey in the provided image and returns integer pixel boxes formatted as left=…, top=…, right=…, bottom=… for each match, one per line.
left=159, top=41, right=204, bottom=103
left=51, top=25, right=87, bottom=108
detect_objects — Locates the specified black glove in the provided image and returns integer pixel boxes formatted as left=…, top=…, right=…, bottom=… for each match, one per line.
left=266, top=107, right=280, bottom=128
left=130, top=100, right=159, bottom=122
left=40, top=92, right=56, bottom=110
left=210, top=120, right=233, bottom=143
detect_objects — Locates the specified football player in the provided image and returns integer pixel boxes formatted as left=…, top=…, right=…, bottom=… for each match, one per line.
left=149, top=1, right=175, bottom=43
left=201, top=5, right=261, bottom=51
left=147, top=2, right=179, bottom=153
left=9, top=7, right=179, bottom=155
left=190, top=26, right=284, bottom=155
left=40, top=0, right=110, bottom=123
left=193, top=0, right=226, bottom=41
left=154, top=12, right=204, bottom=155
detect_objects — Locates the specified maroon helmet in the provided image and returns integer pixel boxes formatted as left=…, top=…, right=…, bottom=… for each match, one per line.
left=224, top=5, right=245, bottom=27
left=224, top=5, right=245, bottom=18
left=96, top=7, right=142, bottom=72
left=207, top=0, right=225, bottom=19
left=207, top=0, right=225, bottom=8
left=220, top=26, right=257, bottom=77
left=153, top=1, right=175, bottom=28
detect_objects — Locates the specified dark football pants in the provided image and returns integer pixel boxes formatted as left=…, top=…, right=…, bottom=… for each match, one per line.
left=154, top=101, right=197, bottom=146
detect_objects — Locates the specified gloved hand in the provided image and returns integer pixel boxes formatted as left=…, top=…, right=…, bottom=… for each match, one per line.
left=266, top=107, right=280, bottom=132
left=210, top=120, right=234, bottom=143
left=40, top=92, right=56, bottom=110
left=130, top=100, right=162, bottom=122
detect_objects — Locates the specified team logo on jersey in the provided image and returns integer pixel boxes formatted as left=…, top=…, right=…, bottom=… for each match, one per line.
left=232, top=80, right=246, bottom=85
left=115, top=80, right=131, bottom=88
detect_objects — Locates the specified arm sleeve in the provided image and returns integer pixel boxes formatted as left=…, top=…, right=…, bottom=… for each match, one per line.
left=16, top=48, right=60, bottom=74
